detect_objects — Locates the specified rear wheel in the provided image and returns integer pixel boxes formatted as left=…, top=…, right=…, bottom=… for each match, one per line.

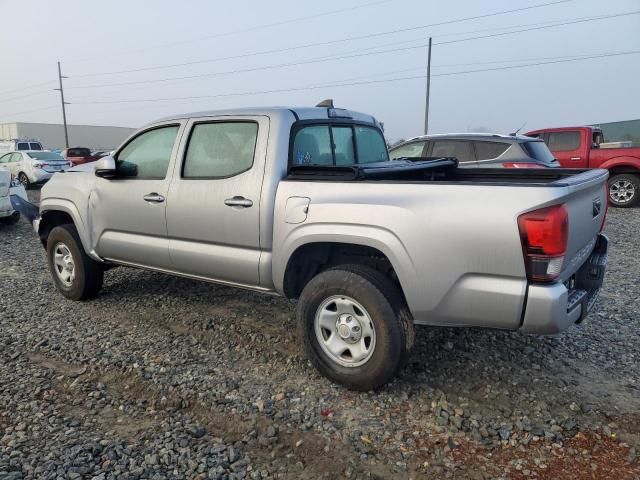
left=608, top=173, right=639, bottom=208
left=46, top=224, right=104, bottom=300
left=297, top=264, right=414, bottom=391
left=17, top=172, right=30, bottom=189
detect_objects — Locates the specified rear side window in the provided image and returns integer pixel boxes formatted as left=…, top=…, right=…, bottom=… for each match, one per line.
left=547, top=131, right=580, bottom=151
left=430, top=140, right=474, bottom=163
left=292, top=124, right=388, bottom=166
left=183, top=122, right=258, bottom=178
left=116, top=125, right=179, bottom=178
left=17, top=142, right=29, bottom=150
left=389, top=141, right=426, bottom=159
left=474, top=141, right=509, bottom=160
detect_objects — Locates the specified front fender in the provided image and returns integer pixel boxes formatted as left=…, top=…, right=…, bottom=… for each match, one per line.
left=39, top=197, right=98, bottom=260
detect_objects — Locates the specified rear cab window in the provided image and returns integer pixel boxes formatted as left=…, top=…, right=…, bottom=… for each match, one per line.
left=291, top=123, right=388, bottom=167
left=68, top=148, right=92, bottom=157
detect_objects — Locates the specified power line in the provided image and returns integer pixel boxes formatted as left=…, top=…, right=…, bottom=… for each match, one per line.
left=68, top=0, right=572, bottom=78
left=65, top=9, right=640, bottom=93
left=434, top=10, right=640, bottom=46
left=0, top=80, right=56, bottom=97
left=0, top=90, right=53, bottom=104
left=67, top=0, right=393, bottom=63
left=70, top=50, right=639, bottom=106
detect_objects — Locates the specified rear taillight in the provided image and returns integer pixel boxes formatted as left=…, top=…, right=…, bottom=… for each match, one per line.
left=518, top=204, right=568, bottom=282
left=600, top=183, right=609, bottom=232
left=503, top=162, right=545, bottom=168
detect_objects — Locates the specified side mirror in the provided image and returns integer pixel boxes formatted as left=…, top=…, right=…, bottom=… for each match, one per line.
left=94, top=156, right=116, bottom=179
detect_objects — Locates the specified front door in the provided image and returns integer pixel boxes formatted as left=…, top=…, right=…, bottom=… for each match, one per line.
left=90, top=123, right=183, bottom=269
left=546, top=130, right=585, bottom=167
left=166, top=116, right=268, bottom=287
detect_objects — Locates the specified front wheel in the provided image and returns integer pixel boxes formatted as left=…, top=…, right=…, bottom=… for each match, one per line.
left=608, top=173, right=639, bottom=208
left=46, top=224, right=104, bottom=300
left=297, top=264, right=414, bottom=391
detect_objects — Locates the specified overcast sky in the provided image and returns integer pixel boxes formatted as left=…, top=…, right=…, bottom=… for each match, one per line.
left=0, top=0, right=638, bottom=141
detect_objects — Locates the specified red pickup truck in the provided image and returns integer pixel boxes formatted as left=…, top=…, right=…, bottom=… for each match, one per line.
left=525, top=126, right=640, bottom=207
left=61, top=147, right=100, bottom=167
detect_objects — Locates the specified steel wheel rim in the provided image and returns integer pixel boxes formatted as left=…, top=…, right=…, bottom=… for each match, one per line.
left=53, top=242, right=76, bottom=287
left=314, top=295, right=376, bottom=368
left=610, top=180, right=635, bottom=204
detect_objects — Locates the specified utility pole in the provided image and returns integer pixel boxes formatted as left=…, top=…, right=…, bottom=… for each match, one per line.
left=54, top=61, right=70, bottom=148
left=423, top=37, right=432, bottom=135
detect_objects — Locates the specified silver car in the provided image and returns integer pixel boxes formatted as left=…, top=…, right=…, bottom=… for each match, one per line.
left=389, top=133, right=560, bottom=168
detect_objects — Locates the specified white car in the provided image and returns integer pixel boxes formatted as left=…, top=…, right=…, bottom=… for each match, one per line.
left=0, top=151, right=72, bottom=188
left=0, top=170, right=26, bottom=225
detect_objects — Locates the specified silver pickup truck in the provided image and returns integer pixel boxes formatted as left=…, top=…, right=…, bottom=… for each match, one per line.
left=33, top=106, right=609, bottom=390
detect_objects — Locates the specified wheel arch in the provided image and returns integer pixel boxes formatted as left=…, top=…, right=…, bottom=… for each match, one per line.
left=276, top=226, right=418, bottom=306
left=38, top=200, right=94, bottom=258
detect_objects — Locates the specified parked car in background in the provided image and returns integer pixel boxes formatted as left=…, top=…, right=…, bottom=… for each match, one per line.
left=31, top=106, right=609, bottom=391
left=0, top=168, right=27, bottom=225
left=61, top=147, right=101, bottom=166
left=525, top=126, right=640, bottom=207
left=389, top=133, right=560, bottom=168
left=0, top=151, right=71, bottom=188
left=0, top=138, right=44, bottom=154
left=91, top=150, right=114, bottom=159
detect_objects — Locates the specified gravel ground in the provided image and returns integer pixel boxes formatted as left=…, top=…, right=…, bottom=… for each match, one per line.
left=0, top=189, right=638, bottom=480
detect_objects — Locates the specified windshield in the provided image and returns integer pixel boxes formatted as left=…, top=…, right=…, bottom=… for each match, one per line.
left=522, top=141, right=556, bottom=163
left=291, top=124, right=388, bottom=166
left=68, top=148, right=92, bottom=156
left=28, top=151, right=65, bottom=161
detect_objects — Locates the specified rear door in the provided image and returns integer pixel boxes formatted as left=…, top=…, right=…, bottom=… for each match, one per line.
left=546, top=130, right=585, bottom=167
left=165, top=115, right=268, bottom=287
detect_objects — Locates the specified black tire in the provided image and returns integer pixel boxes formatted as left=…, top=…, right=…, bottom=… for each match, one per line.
left=46, top=224, right=104, bottom=300
left=297, top=264, right=414, bottom=391
left=0, top=212, right=20, bottom=225
left=608, top=173, right=640, bottom=208
left=17, top=172, right=30, bottom=189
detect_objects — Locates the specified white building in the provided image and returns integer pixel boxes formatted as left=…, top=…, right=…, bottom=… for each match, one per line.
left=0, top=122, right=135, bottom=151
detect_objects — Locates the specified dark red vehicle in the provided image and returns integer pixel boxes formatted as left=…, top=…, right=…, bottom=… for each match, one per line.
left=525, top=126, right=640, bottom=207
left=61, top=147, right=100, bottom=167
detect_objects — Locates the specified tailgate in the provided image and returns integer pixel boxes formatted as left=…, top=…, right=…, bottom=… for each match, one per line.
left=553, top=169, right=608, bottom=280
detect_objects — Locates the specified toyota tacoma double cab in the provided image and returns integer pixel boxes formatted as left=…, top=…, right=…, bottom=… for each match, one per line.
left=526, top=126, right=640, bottom=207
left=32, top=106, right=609, bottom=390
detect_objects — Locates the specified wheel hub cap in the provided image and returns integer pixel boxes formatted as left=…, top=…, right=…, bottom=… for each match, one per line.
left=611, top=180, right=635, bottom=203
left=314, top=295, right=376, bottom=368
left=53, top=243, right=75, bottom=287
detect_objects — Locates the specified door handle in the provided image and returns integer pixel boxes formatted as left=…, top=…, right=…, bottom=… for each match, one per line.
left=143, top=192, right=165, bottom=203
left=570, top=157, right=581, bottom=161
left=224, top=196, right=253, bottom=208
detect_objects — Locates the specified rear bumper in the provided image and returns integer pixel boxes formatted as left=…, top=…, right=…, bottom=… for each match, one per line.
left=519, top=234, right=608, bottom=335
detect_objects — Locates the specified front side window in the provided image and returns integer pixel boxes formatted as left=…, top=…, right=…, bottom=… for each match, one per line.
left=389, top=141, right=426, bottom=160
left=11, top=153, right=23, bottom=163
left=547, top=131, right=580, bottom=151
left=474, top=141, right=510, bottom=160
left=292, top=124, right=388, bottom=166
left=183, top=122, right=258, bottom=178
left=116, top=125, right=179, bottom=178
left=431, top=140, right=474, bottom=163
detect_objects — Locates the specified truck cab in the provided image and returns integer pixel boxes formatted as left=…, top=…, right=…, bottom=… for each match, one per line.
left=526, top=126, right=640, bottom=207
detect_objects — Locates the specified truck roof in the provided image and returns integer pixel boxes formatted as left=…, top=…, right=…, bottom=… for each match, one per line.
left=153, top=106, right=379, bottom=126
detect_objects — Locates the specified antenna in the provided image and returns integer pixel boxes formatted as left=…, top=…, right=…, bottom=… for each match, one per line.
left=316, top=99, right=334, bottom=108
left=510, top=121, right=527, bottom=136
